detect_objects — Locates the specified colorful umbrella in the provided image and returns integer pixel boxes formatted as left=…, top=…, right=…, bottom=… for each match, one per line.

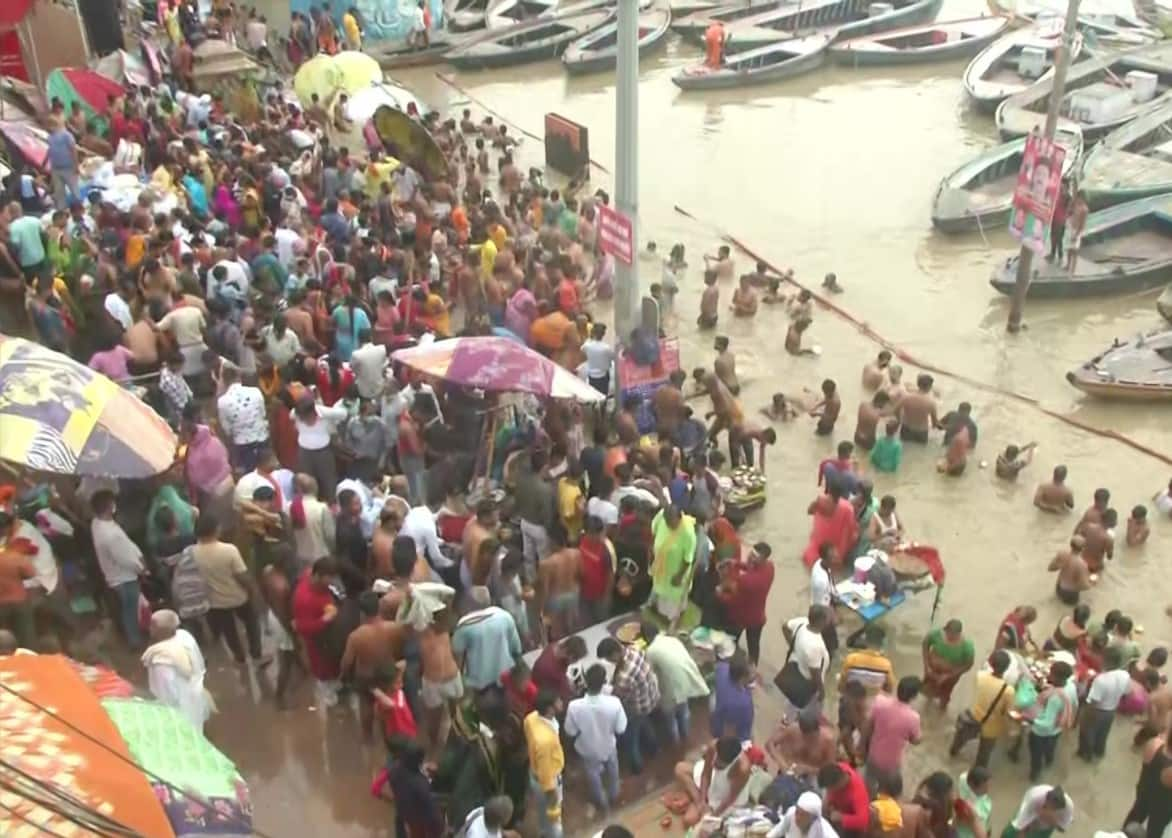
left=0, top=335, right=177, bottom=478
left=392, top=336, right=604, bottom=402
left=44, top=68, right=123, bottom=136
left=293, top=52, right=382, bottom=108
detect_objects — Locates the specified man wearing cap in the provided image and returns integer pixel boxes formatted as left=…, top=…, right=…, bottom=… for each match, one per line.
left=768, top=791, right=841, bottom=837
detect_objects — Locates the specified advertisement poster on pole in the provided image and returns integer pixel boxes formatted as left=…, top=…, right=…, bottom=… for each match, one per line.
left=1008, top=130, right=1067, bottom=254
left=618, top=337, right=680, bottom=433
left=597, top=204, right=634, bottom=265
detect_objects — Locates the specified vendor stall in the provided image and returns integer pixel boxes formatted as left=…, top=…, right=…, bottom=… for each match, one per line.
left=835, top=544, right=945, bottom=647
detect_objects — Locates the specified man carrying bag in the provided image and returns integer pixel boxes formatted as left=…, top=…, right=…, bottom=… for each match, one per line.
left=777, top=605, right=833, bottom=718
left=949, top=648, right=1016, bottom=769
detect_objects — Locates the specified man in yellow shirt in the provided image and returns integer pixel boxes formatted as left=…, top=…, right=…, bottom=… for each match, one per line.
left=838, top=624, right=896, bottom=694
left=525, top=691, right=565, bottom=837
left=342, top=8, right=362, bottom=49
left=476, top=232, right=498, bottom=282
left=948, top=648, right=1015, bottom=769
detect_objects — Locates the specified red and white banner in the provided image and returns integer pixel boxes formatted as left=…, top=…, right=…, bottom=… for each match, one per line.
left=597, top=204, right=633, bottom=265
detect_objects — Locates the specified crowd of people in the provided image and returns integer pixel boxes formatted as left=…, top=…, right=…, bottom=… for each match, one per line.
left=0, top=3, right=1171, bottom=838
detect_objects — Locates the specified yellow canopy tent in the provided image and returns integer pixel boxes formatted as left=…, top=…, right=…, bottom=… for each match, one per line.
left=293, top=52, right=382, bottom=107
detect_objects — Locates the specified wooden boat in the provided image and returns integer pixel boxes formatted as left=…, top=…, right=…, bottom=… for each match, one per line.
left=563, top=8, right=672, bottom=73
left=674, top=0, right=942, bottom=50
left=370, top=36, right=456, bottom=68
left=830, top=16, right=1011, bottom=66
left=1067, top=330, right=1172, bottom=400
left=931, top=130, right=1082, bottom=234
left=671, top=0, right=801, bottom=41
left=963, top=21, right=1086, bottom=112
left=485, top=0, right=558, bottom=27
left=989, top=195, right=1172, bottom=298
left=1080, top=102, right=1172, bottom=208
left=996, top=43, right=1172, bottom=141
left=446, top=7, right=614, bottom=68
left=988, top=0, right=1160, bottom=45
left=672, top=33, right=831, bottom=89
left=1158, top=284, right=1172, bottom=322
left=448, top=0, right=494, bottom=31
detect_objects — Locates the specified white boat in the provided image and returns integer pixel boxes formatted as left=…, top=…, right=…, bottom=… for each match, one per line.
left=997, top=42, right=1172, bottom=141
left=963, top=20, right=1085, bottom=112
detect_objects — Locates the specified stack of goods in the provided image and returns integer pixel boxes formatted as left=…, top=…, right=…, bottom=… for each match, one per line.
left=726, top=467, right=767, bottom=511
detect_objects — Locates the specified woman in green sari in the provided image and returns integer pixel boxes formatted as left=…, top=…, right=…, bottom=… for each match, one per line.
left=651, top=505, right=698, bottom=622
left=145, top=475, right=197, bottom=555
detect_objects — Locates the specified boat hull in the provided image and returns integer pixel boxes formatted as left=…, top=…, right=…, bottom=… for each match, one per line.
left=990, top=260, right=1172, bottom=297
left=1066, top=370, right=1172, bottom=400
left=447, top=9, right=614, bottom=68
left=1159, top=286, right=1172, bottom=322
left=672, top=38, right=828, bottom=89
left=562, top=10, right=671, bottom=73
left=831, top=17, right=1008, bottom=66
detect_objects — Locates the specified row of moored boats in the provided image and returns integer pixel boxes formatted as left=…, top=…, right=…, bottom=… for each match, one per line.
left=923, top=7, right=1172, bottom=402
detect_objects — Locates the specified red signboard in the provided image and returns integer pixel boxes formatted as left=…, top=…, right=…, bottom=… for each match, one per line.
left=597, top=204, right=633, bottom=266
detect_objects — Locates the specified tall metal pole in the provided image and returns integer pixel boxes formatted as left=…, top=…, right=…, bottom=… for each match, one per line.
left=613, top=0, right=640, bottom=345
left=1006, top=0, right=1081, bottom=333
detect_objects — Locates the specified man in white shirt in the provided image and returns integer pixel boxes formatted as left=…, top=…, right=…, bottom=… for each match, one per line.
left=274, top=223, right=303, bottom=269
left=454, top=796, right=516, bottom=838
left=581, top=323, right=615, bottom=397
left=1008, top=785, right=1074, bottom=834
left=1078, top=646, right=1131, bottom=760
left=90, top=490, right=145, bottom=647
left=350, top=331, right=388, bottom=400
left=393, top=163, right=422, bottom=202
left=782, top=605, right=831, bottom=716
left=810, top=543, right=834, bottom=609
left=216, top=366, right=270, bottom=471
left=402, top=500, right=456, bottom=581
left=585, top=495, right=618, bottom=529
left=103, top=281, right=134, bottom=332
left=565, top=663, right=627, bottom=816
left=207, top=256, right=250, bottom=302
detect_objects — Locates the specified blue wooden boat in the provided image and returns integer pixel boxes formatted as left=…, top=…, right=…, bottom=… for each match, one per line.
left=990, top=195, right=1172, bottom=298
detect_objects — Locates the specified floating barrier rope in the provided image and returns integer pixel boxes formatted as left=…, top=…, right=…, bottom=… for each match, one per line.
left=673, top=203, right=1172, bottom=468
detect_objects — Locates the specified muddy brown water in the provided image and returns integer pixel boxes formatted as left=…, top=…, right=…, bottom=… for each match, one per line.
left=197, top=12, right=1172, bottom=835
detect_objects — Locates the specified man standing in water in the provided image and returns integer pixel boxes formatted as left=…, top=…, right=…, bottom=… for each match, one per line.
left=714, top=336, right=740, bottom=395
left=698, top=271, right=720, bottom=330
left=897, top=374, right=939, bottom=443
left=1035, top=465, right=1075, bottom=514
left=1066, top=191, right=1089, bottom=274
left=1048, top=535, right=1092, bottom=604
left=862, top=351, right=892, bottom=390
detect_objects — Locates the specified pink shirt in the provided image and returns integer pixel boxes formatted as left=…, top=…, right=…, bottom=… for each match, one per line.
left=866, top=693, right=920, bottom=775
left=88, top=346, right=134, bottom=382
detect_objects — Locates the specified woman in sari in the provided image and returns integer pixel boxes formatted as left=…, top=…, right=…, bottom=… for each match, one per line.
left=650, top=505, right=697, bottom=622
left=801, top=483, right=858, bottom=570
left=850, top=479, right=878, bottom=559
left=1044, top=604, right=1091, bottom=654
left=995, top=605, right=1038, bottom=654
left=180, top=416, right=236, bottom=530
left=212, top=181, right=242, bottom=229
left=145, top=471, right=197, bottom=555
left=504, top=283, right=537, bottom=341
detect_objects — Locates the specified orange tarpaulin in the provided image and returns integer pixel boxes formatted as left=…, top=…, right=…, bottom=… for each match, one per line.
left=0, top=654, right=176, bottom=837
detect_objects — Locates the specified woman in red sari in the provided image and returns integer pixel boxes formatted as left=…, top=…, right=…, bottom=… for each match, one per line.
left=802, top=484, right=858, bottom=569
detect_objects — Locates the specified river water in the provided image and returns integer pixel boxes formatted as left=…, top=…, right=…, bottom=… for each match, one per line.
left=218, top=8, right=1172, bottom=834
